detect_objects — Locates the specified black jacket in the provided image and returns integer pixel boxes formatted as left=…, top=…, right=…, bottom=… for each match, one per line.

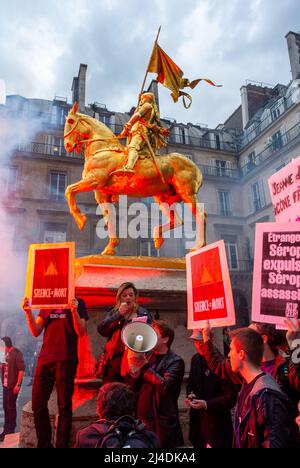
left=234, top=374, right=290, bottom=448
left=187, top=353, right=236, bottom=448
left=203, top=340, right=298, bottom=447
left=126, top=350, right=185, bottom=449
left=97, top=306, right=152, bottom=382
left=74, top=417, right=160, bottom=448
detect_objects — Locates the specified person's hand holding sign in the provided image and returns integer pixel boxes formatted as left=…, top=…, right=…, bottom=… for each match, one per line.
left=202, top=321, right=213, bottom=343
left=70, top=298, right=87, bottom=338
left=70, top=298, right=79, bottom=313
left=284, top=318, right=300, bottom=350
left=22, top=297, right=32, bottom=314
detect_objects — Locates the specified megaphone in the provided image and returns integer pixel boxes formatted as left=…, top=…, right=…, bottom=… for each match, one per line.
left=121, top=322, right=158, bottom=353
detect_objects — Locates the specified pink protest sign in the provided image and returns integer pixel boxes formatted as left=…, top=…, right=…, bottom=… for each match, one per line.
left=252, top=223, right=300, bottom=328
left=268, top=156, right=300, bottom=222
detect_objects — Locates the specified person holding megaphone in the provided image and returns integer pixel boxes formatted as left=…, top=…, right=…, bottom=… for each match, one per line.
left=97, top=282, right=152, bottom=384
left=123, top=320, right=185, bottom=449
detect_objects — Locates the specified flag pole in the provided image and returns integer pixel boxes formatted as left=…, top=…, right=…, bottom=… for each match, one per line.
left=139, top=26, right=161, bottom=99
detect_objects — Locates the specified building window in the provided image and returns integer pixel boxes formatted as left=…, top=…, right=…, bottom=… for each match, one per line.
left=251, top=181, right=266, bottom=212
left=211, top=159, right=233, bottom=177
left=246, top=151, right=256, bottom=169
left=218, top=191, right=231, bottom=216
left=45, top=135, right=67, bottom=157
left=43, top=223, right=67, bottom=243
left=51, top=105, right=68, bottom=127
left=272, top=130, right=283, bottom=150
left=98, top=114, right=110, bottom=126
left=50, top=172, right=66, bottom=200
left=225, top=242, right=239, bottom=271
left=6, top=166, right=18, bottom=193
left=139, top=239, right=160, bottom=257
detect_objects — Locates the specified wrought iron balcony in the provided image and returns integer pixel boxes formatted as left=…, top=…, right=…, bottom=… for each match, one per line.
left=17, top=142, right=84, bottom=159
left=240, top=121, right=300, bottom=177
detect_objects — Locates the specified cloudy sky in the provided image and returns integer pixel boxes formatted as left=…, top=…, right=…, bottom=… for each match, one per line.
left=1, top=0, right=300, bottom=127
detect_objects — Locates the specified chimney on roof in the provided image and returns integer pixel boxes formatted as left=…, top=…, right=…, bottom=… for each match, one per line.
left=72, top=64, right=87, bottom=112
left=285, top=31, right=300, bottom=81
left=240, top=83, right=274, bottom=129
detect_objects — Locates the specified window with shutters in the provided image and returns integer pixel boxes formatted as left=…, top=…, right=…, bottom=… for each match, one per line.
left=251, top=181, right=266, bottom=212
left=43, top=223, right=67, bottom=243
left=218, top=191, right=232, bottom=216
left=50, top=172, right=67, bottom=200
left=225, top=242, right=239, bottom=271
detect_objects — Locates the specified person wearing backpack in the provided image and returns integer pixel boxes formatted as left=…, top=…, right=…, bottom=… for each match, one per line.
left=74, top=382, right=159, bottom=448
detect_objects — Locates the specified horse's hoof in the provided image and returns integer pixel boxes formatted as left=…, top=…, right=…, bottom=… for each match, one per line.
left=100, top=248, right=116, bottom=256
left=154, top=237, right=164, bottom=250
left=76, top=214, right=87, bottom=231
left=189, top=242, right=205, bottom=253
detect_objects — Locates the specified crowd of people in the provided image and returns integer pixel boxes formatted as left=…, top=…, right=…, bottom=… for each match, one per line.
left=0, top=281, right=300, bottom=449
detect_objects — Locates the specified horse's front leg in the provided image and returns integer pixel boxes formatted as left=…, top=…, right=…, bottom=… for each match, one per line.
left=95, top=192, right=119, bottom=256
left=65, top=179, right=96, bottom=231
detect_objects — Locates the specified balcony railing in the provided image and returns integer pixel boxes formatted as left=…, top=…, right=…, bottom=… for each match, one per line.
left=198, top=163, right=240, bottom=179
left=240, top=87, right=300, bottom=148
left=240, top=121, right=300, bottom=177
left=168, top=133, right=237, bottom=152
left=17, top=142, right=84, bottom=159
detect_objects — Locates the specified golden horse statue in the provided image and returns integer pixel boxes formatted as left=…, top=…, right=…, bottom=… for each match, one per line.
left=64, top=102, right=205, bottom=255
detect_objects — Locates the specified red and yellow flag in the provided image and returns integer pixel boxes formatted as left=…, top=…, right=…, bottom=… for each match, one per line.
left=147, top=43, right=222, bottom=108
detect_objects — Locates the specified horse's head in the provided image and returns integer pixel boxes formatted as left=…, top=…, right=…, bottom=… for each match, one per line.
left=64, top=102, right=90, bottom=154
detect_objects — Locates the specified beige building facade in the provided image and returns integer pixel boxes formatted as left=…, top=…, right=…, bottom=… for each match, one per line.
left=1, top=31, right=300, bottom=328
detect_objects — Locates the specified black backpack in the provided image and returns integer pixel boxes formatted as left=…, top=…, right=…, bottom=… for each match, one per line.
left=94, top=416, right=158, bottom=448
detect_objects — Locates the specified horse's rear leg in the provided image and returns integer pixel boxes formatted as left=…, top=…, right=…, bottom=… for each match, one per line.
left=94, top=192, right=119, bottom=256
left=65, top=179, right=97, bottom=231
left=153, top=194, right=183, bottom=250
left=180, top=193, right=206, bottom=250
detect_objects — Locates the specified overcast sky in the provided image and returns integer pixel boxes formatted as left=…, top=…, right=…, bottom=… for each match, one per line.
left=1, top=0, right=300, bottom=127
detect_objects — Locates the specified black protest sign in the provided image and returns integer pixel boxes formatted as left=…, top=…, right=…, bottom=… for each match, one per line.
left=252, top=223, right=300, bottom=327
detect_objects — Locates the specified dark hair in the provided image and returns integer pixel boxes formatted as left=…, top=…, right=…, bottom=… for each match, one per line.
left=251, top=322, right=286, bottom=352
left=1, top=337, right=13, bottom=348
left=97, top=383, right=136, bottom=420
left=113, top=282, right=138, bottom=312
left=152, top=320, right=175, bottom=349
left=230, top=328, right=264, bottom=367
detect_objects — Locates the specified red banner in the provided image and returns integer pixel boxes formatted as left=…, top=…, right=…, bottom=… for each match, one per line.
left=186, top=241, right=235, bottom=329
left=25, top=242, right=75, bottom=309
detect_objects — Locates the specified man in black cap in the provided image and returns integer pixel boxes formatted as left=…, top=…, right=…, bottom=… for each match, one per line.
left=0, top=336, right=25, bottom=442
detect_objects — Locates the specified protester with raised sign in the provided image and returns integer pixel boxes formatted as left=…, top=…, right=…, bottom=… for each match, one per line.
left=209, top=327, right=290, bottom=448
left=202, top=320, right=300, bottom=446
left=185, top=330, right=236, bottom=448
left=22, top=296, right=88, bottom=448
left=97, top=282, right=152, bottom=384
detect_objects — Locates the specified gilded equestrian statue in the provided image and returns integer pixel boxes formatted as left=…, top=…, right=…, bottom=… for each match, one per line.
left=64, top=102, right=205, bottom=256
